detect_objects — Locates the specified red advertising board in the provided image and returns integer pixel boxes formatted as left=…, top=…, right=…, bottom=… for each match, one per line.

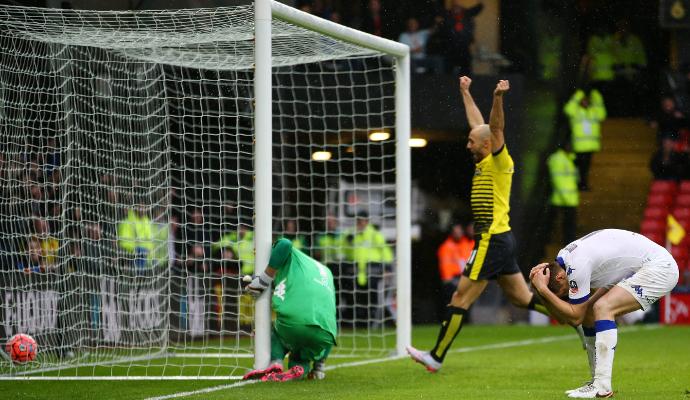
left=660, top=293, right=690, bottom=324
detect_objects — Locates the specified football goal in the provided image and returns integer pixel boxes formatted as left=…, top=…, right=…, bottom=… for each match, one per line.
left=0, top=0, right=410, bottom=379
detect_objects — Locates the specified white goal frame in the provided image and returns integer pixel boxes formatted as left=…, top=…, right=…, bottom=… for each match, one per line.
left=0, top=0, right=411, bottom=380
left=253, top=0, right=411, bottom=369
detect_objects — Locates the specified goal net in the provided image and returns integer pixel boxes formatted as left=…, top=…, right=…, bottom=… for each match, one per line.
left=0, top=1, right=410, bottom=379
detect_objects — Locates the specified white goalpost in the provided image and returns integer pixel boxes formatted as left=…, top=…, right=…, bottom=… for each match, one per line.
left=0, top=0, right=410, bottom=379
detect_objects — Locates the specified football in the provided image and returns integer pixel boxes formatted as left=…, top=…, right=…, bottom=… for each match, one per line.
left=5, top=333, right=38, bottom=364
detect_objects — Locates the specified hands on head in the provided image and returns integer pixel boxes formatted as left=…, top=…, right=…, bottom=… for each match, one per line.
left=529, top=262, right=550, bottom=291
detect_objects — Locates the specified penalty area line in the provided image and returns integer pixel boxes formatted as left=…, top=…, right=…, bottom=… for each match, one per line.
left=145, top=324, right=659, bottom=400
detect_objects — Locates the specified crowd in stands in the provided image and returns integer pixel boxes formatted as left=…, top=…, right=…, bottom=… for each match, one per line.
left=0, top=141, right=395, bottom=325
left=652, top=77, right=690, bottom=181
left=296, top=0, right=484, bottom=75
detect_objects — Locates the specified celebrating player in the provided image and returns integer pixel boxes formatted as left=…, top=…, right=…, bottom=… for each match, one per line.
left=407, top=76, right=557, bottom=372
left=529, top=229, right=679, bottom=398
left=242, top=238, right=337, bottom=382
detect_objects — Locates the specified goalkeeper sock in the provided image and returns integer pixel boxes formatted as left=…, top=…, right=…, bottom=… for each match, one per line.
left=430, top=306, right=466, bottom=363
left=527, top=294, right=550, bottom=316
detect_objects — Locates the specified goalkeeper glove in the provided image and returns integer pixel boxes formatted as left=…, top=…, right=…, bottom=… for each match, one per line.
left=245, top=272, right=274, bottom=297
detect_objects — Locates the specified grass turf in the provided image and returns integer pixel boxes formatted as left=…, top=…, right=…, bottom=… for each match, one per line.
left=2, top=324, right=689, bottom=399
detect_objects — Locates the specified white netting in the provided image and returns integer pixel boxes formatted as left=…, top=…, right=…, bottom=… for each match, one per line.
left=0, top=3, right=398, bottom=379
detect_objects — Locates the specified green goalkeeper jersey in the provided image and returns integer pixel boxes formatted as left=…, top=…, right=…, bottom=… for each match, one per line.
left=269, top=238, right=337, bottom=341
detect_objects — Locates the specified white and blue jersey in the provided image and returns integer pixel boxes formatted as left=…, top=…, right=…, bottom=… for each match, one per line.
left=556, top=229, right=676, bottom=306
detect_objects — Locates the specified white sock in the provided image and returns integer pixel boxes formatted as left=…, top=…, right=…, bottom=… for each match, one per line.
left=583, top=326, right=596, bottom=380
left=594, top=320, right=617, bottom=393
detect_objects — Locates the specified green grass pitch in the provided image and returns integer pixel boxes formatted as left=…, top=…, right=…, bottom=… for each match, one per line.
left=2, top=324, right=689, bottom=399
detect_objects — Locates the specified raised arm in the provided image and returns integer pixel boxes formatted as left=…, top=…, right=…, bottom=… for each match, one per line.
left=459, top=76, right=485, bottom=129
left=489, top=80, right=509, bottom=152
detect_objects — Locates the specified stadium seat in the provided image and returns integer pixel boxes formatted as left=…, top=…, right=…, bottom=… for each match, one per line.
left=644, top=206, right=669, bottom=220
left=650, top=180, right=677, bottom=195
left=672, top=207, right=690, bottom=220
left=679, top=180, right=690, bottom=194
left=670, top=245, right=689, bottom=265
left=647, top=193, right=674, bottom=208
left=640, top=218, right=666, bottom=233
left=677, top=194, right=690, bottom=208
left=642, top=230, right=665, bottom=246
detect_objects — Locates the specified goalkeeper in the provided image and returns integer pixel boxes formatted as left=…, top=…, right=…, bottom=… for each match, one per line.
left=242, top=238, right=337, bottom=382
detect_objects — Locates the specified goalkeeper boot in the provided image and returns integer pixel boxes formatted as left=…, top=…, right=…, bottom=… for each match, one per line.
left=567, top=383, right=613, bottom=398
left=261, top=365, right=305, bottom=382
left=307, top=360, right=326, bottom=380
left=406, top=346, right=441, bottom=373
left=242, top=362, right=283, bottom=380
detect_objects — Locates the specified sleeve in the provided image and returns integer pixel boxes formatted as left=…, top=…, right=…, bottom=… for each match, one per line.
left=374, top=230, right=393, bottom=263
left=563, top=90, right=584, bottom=117
left=491, top=144, right=513, bottom=172
left=590, top=89, right=607, bottom=121
left=268, top=238, right=293, bottom=270
left=567, top=258, right=592, bottom=304
left=117, top=217, right=136, bottom=253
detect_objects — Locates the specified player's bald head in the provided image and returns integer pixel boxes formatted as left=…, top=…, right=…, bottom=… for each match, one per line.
left=467, top=124, right=492, bottom=162
left=470, top=124, right=491, bottom=142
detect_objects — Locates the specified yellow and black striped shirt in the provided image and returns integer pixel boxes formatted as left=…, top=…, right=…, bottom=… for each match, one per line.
left=471, top=145, right=514, bottom=235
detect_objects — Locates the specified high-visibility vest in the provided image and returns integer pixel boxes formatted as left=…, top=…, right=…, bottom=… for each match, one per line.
left=118, top=210, right=154, bottom=254
left=587, top=34, right=615, bottom=81
left=564, top=89, right=607, bottom=153
left=547, top=149, right=580, bottom=207
left=214, top=231, right=255, bottom=275
left=612, top=33, right=647, bottom=69
left=316, top=232, right=346, bottom=265
left=349, top=224, right=393, bottom=286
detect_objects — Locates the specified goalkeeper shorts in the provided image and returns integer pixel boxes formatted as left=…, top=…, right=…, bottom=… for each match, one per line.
left=272, top=320, right=335, bottom=367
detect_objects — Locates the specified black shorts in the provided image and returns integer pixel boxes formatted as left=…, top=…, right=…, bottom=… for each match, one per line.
left=463, top=230, right=521, bottom=281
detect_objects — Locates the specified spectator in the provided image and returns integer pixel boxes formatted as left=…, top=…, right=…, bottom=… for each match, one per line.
left=314, top=214, right=346, bottom=268
left=425, top=14, right=450, bottom=74
left=214, top=220, right=255, bottom=275
left=611, top=20, right=647, bottom=82
left=17, top=236, right=43, bottom=273
left=611, top=20, right=647, bottom=115
left=361, top=0, right=384, bottom=37
left=650, top=96, right=688, bottom=144
left=33, top=218, right=58, bottom=270
left=584, top=24, right=615, bottom=93
left=343, top=211, right=393, bottom=326
left=563, top=88, right=607, bottom=191
left=117, top=203, right=155, bottom=270
left=444, top=0, right=483, bottom=75
left=650, top=135, right=687, bottom=180
left=184, top=206, right=210, bottom=274
left=436, top=222, right=474, bottom=306
left=283, top=218, right=308, bottom=251
left=398, top=17, right=431, bottom=74
left=546, top=143, right=579, bottom=246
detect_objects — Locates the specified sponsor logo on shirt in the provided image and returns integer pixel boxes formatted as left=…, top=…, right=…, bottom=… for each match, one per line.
left=273, top=279, right=287, bottom=301
left=569, top=280, right=578, bottom=294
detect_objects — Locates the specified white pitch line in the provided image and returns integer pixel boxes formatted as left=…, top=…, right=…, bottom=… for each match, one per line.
left=144, top=324, right=660, bottom=400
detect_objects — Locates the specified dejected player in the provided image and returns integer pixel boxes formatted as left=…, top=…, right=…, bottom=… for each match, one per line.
left=242, top=238, right=337, bottom=382
left=530, top=229, right=679, bottom=398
